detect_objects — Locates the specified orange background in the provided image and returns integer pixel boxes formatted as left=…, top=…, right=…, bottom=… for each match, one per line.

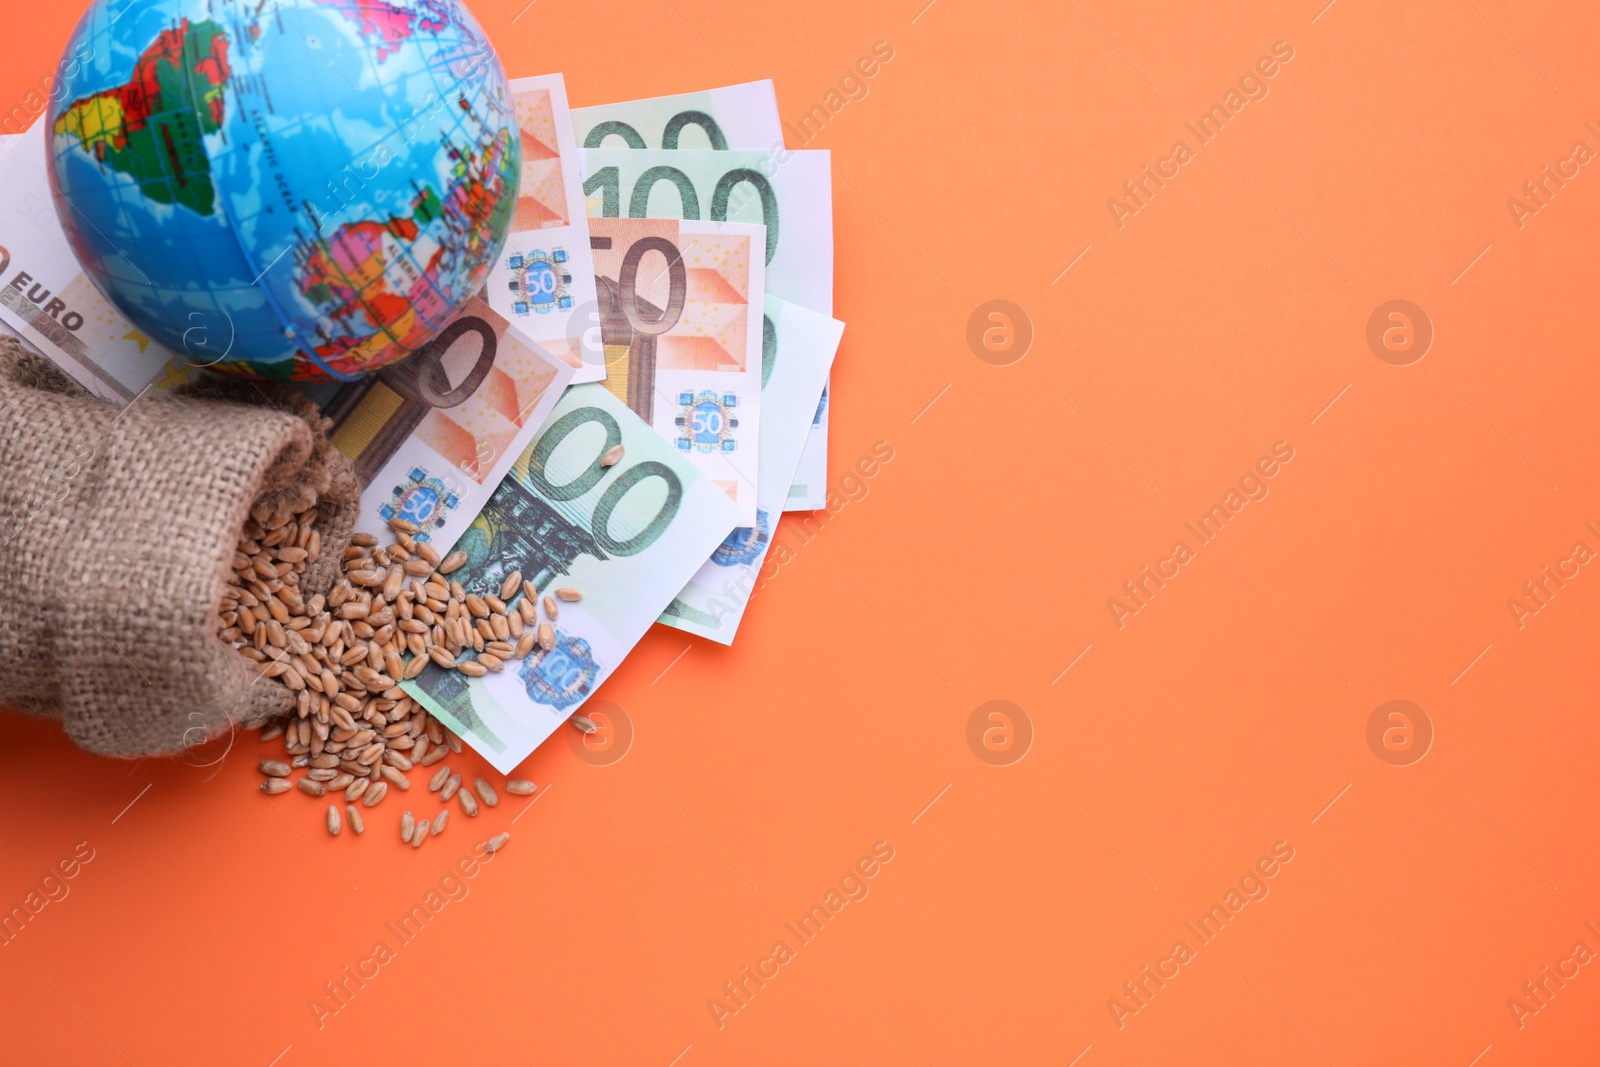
left=4, top=0, right=1600, bottom=1063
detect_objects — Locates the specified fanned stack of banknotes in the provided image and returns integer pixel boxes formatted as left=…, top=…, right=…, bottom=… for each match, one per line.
left=0, top=78, right=841, bottom=773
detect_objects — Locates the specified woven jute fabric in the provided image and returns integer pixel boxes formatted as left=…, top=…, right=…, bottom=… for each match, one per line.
left=0, top=337, right=359, bottom=757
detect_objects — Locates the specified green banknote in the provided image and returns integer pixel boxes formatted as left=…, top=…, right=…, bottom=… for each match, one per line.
left=572, top=80, right=784, bottom=152
left=659, top=296, right=843, bottom=644
left=401, top=383, right=741, bottom=773
left=582, top=148, right=833, bottom=317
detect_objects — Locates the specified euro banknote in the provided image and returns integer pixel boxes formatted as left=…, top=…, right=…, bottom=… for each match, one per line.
left=574, top=94, right=831, bottom=511
left=660, top=296, right=843, bottom=643
left=484, top=74, right=604, bottom=383
left=0, top=127, right=578, bottom=548
left=589, top=216, right=765, bottom=525
left=785, top=384, right=830, bottom=511
left=0, top=316, right=44, bottom=355
left=402, top=382, right=741, bottom=773
left=318, top=294, right=574, bottom=545
left=572, top=80, right=784, bottom=153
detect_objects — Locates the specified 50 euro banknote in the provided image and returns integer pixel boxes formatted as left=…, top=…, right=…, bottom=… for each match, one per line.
left=483, top=73, right=605, bottom=383
left=316, top=294, right=574, bottom=546
left=574, top=93, right=833, bottom=511
left=589, top=216, right=765, bottom=526
left=402, top=382, right=741, bottom=773
left=582, top=147, right=832, bottom=315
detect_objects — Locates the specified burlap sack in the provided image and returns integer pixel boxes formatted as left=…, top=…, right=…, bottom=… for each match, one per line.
left=0, top=337, right=359, bottom=757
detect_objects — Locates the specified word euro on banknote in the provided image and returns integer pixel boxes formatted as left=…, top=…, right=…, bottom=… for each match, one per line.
left=582, top=136, right=834, bottom=509
left=588, top=216, right=765, bottom=525
left=0, top=128, right=578, bottom=548
left=660, top=296, right=842, bottom=643
left=402, top=383, right=741, bottom=773
left=484, top=74, right=604, bottom=383
left=318, top=294, right=574, bottom=545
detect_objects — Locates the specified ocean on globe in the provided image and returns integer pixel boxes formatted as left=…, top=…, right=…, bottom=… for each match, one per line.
left=45, top=0, right=518, bottom=381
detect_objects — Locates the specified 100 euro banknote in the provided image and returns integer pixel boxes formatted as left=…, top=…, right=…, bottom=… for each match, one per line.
left=402, top=383, right=741, bottom=773
left=583, top=147, right=832, bottom=315
left=590, top=216, right=765, bottom=525
left=660, top=296, right=843, bottom=643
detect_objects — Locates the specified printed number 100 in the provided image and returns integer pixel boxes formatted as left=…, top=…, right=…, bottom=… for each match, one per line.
left=583, top=165, right=780, bottom=266
left=524, top=406, right=684, bottom=556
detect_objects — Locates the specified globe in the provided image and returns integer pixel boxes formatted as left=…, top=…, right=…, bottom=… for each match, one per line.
left=45, top=0, right=519, bottom=381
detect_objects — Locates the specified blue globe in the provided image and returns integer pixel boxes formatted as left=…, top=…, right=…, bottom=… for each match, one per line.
left=45, top=0, right=518, bottom=381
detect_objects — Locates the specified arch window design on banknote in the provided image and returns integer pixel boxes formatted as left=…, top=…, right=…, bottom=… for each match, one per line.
left=453, top=481, right=602, bottom=599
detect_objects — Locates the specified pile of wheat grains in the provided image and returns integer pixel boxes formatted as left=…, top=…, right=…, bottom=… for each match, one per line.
left=223, top=503, right=591, bottom=852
